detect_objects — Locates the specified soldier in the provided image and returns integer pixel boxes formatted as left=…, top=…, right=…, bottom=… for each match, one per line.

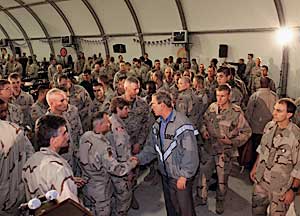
left=113, top=62, right=128, bottom=90
left=98, top=75, right=114, bottom=102
left=46, top=88, right=83, bottom=173
left=245, top=77, right=278, bottom=167
left=79, top=112, right=137, bottom=216
left=122, top=77, right=151, bottom=209
left=133, top=91, right=199, bottom=216
left=204, top=66, right=218, bottom=104
left=250, top=98, right=300, bottom=216
left=200, top=84, right=252, bottom=214
left=248, top=57, right=262, bottom=94
left=109, top=97, right=133, bottom=216
left=163, top=66, right=174, bottom=89
left=57, top=73, right=92, bottom=131
left=192, top=74, right=209, bottom=108
left=22, top=115, right=82, bottom=204
left=52, top=63, right=64, bottom=87
left=244, top=54, right=256, bottom=86
left=113, top=74, right=127, bottom=97
left=0, top=79, right=23, bottom=126
left=47, top=58, right=57, bottom=82
left=91, top=82, right=111, bottom=114
left=176, top=76, right=205, bottom=130
left=8, top=73, right=34, bottom=127
left=0, top=119, right=34, bottom=216
left=252, top=65, right=276, bottom=93
left=217, top=67, right=245, bottom=109
left=30, top=84, right=50, bottom=124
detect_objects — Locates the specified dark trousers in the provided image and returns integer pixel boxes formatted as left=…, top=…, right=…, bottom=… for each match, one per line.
left=161, top=175, right=195, bottom=216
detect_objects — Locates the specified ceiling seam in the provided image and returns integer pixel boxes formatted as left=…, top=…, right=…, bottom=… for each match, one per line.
left=0, top=5, right=34, bottom=56
left=14, top=0, right=55, bottom=55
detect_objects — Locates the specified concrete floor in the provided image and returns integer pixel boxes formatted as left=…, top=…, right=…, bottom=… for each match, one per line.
left=129, top=165, right=296, bottom=216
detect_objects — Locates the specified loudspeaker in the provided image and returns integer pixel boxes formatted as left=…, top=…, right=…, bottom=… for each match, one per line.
left=113, top=44, right=126, bottom=53
left=15, top=47, right=21, bottom=56
left=219, top=44, right=228, bottom=58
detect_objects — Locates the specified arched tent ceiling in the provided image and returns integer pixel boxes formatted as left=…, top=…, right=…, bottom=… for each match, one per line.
left=0, top=0, right=300, bottom=97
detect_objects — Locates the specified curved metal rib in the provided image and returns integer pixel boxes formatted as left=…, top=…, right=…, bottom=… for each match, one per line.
left=45, top=0, right=79, bottom=53
left=0, top=5, right=34, bottom=56
left=274, top=0, right=288, bottom=97
left=14, top=0, right=55, bottom=55
left=124, top=0, right=145, bottom=55
left=81, top=0, right=109, bottom=56
left=0, top=23, right=16, bottom=56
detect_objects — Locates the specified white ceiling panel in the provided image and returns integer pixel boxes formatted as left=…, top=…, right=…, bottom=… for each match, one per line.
left=88, top=0, right=136, bottom=34
left=182, top=0, right=279, bottom=31
left=0, top=0, right=19, bottom=8
left=131, top=0, right=181, bottom=33
left=0, top=12, right=23, bottom=38
left=31, top=4, right=69, bottom=37
left=56, top=0, right=99, bottom=35
left=10, top=8, right=44, bottom=38
left=283, top=0, right=300, bottom=26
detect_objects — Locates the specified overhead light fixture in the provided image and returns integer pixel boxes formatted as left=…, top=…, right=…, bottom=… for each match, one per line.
left=276, top=27, right=293, bottom=45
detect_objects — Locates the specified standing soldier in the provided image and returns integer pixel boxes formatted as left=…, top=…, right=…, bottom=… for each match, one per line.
left=200, top=84, right=251, bottom=214
left=204, top=66, right=218, bottom=104
left=122, top=77, right=151, bottom=209
left=109, top=97, right=133, bottom=216
left=91, top=82, right=111, bottom=114
left=8, top=73, right=34, bottom=127
left=0, top=119, right=34, bottom=216
left=250, top=98, right=300, bottom=216
left=57, top=74, right=92, bottom=131
left=79, top=112, right=137, bottom=216
left=31, top=85, right=49, bottom=124
left=0, top=79, right=23, bottom=126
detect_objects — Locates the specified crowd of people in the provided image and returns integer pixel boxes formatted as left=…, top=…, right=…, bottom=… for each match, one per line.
left=1, top=49, right=300, bottom=216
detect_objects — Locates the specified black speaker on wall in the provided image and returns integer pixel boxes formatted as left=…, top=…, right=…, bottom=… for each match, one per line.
left=15, top=47, right=21, bottom=56
left=113, top=44, right=126, bottom=53
left=219, top=44, right=228, bottom=58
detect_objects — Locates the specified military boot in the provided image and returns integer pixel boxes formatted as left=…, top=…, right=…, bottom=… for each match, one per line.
left=216, top=200, right=224, bottom=214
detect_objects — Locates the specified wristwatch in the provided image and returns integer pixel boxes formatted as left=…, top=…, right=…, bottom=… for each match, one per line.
left=290, top=186, right=299, bottom=193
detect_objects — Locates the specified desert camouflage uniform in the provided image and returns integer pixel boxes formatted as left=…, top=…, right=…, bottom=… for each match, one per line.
left=122, top=96, right=150, bottom=149
left=91, top=97, right=111, bottom=115
left=22, top=147, right=79, bottom=203
left=79, top=131, right=136, bottom=216
left=47, top=64, right=56, bottom=82
left=0, top=121, right=34, bottom=216
left=30, top=101, right=48, bottom=124
left=109, top=114, right=133, bottom=216
left=204, top=77, right=218, bottom=104
left=248, top=66, right=261, bottom=94
left=7, top=102, right=24, bottom=127
left=253, top=76, right=276, bottom=93
left=252, top=121, right=300, bottom=216
left=200, top=103, right=251, bottom=207
left=68, top=84, right=92, bottom=131
left=11, top=90, right=34, bottom=127
left=113, top=71, right=127, bottom=90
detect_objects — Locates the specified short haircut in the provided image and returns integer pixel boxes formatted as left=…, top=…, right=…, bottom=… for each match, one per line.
left=83, top=69, right=91, bottom=75
left=217, top=67, right=231, bottom=77
left=0, top=79, right=10, bottom=88
left=278, top=98, right=296, bottom=118
left=8, top=72, right=21, bottom=81
left=37, top=84, right=50, bottom=95
left=35, top=114, right=67, bottom=148
left=217, top=84, right=231, bottom=94
left=248, top=54, right=254, bottom=58
left=98, top=75, right=109, bottom=85
left=110, top=96, right=130, bottom=114
left=193, top=75, right=204, bottom=84
left=57, top=73, right=68, bottom=82
left=92, top=111, right=107, bottom=129
left=125, top=76, right=139, bottom=86
left=262, top=65, right=268, bottom=71
left=207, top=65, right=216, bottom=72
left=93, top=82, right=104, bottom=88
left=179, top=76, right=191, bottom=84
left=153, top=91, right=172, bottom=108
left=260, top=77, right=270, bottom=88
left=164, top=67, right=173, bottom=74
left=118, top=74, right=127, bottom=82
left=46, top=88, right=65, bottom=105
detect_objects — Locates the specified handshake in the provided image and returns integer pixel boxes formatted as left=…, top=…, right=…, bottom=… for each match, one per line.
left=129, top=156, right=139, bottom=168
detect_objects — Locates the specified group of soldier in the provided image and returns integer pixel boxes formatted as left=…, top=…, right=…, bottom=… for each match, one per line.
left=1, top=52, right=300, bottom=216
